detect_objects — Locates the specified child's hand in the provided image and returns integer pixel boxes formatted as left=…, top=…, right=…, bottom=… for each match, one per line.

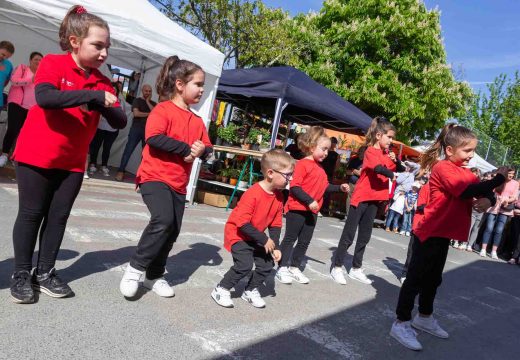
left=473, top=198, right=491, bottom=213
left=309, top=201, right=319, bottom=211
left=340, top=183, right=350, bottom=193
left=183, top=155, right=195, bottom=163
left=264, top=238, right=275, bottom=254
left=271, top=249, right=282, bottom=262
left=190, top=140, right=206, bottom=158
left=104, top=92, right=117, bottom=107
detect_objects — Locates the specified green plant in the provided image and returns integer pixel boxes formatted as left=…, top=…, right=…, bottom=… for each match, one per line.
left=218, top=168, right=231, bottom=178
left=217, top=123, right=240, bottom=145
left=228, top=168, right=241, bottom=179
left=247, top=127, right=270, bottom=146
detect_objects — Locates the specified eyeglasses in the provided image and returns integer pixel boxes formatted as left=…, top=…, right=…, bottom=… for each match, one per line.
left=272, top=169, right=293, bottom=181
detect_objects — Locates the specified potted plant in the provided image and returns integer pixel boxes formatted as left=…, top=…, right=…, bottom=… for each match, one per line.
left=238, top=166, right=249, bottom=189
left=217, top=123, right=240, bottom=146
left=247, top=127, right=271, bottom=151
left=220, top=168, right=230, bottom=183
left=228, top=168, right=240, bottom=186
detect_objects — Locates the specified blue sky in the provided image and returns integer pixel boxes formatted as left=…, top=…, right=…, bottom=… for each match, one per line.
left=263, top=0, right=520, bottom=94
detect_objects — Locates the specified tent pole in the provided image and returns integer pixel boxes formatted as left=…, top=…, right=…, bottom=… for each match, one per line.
left=270, top=98, right=287, bottom=149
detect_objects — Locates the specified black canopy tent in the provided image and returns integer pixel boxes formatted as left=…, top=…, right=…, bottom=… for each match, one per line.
left=216, top=66, right=373, bottom=147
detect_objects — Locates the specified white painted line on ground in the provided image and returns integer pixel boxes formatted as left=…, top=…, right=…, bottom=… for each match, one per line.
left=485, top=286, right=520, bottom=302
left=65, top=228, right=92, bottom=243
left=371, top=235, right=407, bottom=249
left=71, top=208, right=149, bottom=219
left=106, top=230, right=142, bottom=242
left=179, top=232, right=223, bottom=244
left=305, top=263, right=331, bottom=279
left=297, top=325, right=361, bottom=359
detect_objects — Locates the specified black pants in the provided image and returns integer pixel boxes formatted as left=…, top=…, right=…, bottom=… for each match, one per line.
left=279, top=210, right=317, bottom=268
left=13, top=163, right=83, bottom=273
left=401, top=234, right=415, bottom=277
left=219, top=241, right=274, bottom=291
left=334, top=201, right=379, bottom=268
left=396, top=235, right=450, bottom=321
left=130, top=181, right=185, bottom=280
left=89, top=129, right=119, bottom=167
left=510, top=217, right=520, bottom=260
left=2, top=103, right=28, bottom=154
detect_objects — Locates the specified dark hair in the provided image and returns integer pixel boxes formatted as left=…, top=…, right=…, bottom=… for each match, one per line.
left=29, top=52, right=43, bottom=60
left=298, top=126, right=329, bottom=155
left=330, top=137, right=338, bottom=145
left=156, top=55, right=203, bottom=100
left=0, top=40, right=15, bottom=54
left=420, top=123, right=477, bottom=173
left=365, top=116, right=396, bottom=146
left=59, top=5, right=109, bottom=52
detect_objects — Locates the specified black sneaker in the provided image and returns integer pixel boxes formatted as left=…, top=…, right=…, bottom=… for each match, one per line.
left=33, top=268, right=73, bottom=298
left=10, top=270, right=35, bottom=304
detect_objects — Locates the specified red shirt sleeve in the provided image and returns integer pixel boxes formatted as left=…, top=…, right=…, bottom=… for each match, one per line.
left=145, top=105, right=168, bottom=140
left=435, top=163, right=475, bottom=197
left=34, top=55, right=61, bottom=87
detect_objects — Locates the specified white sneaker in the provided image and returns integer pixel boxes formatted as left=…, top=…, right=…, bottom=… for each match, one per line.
left=143, top=277, right=174, bottom=297
left=405, top=231, right=411, bottom=237
left=480, top=249, right=487, bottom=257
left=0, top=153, right=8, bottom=167
left=83, top=171, right=90, bottom=179
left=452, top=241, right=459, bottom=248
left=399, top=231, right=405, bottom=235
left=390, top=320, right=423, bottom=351
left=318, top=212, right=323, bottom=217
left=412, top=314, right=449, bottom=339
left=241, top=288, right=266, bottom=308
left=400, top=276, right=406, bottom=284
left=457, top=243, right=467, bottom=250
left=211, top=285, right=234, bottom=308
left=466, top=244, right=473, bottom=252
left=119, top=264, right=143, bottom=297
left=101, top=166, right=110, bottom=177
left=288, top=267, right=309, bottom=284
left=491, top=251, right=499, bottom=260
left=275, top=267, right=293, bottom=284
left=89, top=164, right=97, bottom=174
left=348, top=267, right=373, bottom=284
left=330, top=267, right=347, bottom=285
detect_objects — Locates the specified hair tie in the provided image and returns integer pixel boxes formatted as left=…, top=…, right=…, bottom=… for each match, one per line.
left=76, top=6, right=87, bottom=14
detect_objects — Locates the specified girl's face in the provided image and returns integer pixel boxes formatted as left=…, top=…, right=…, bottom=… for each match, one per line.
left=312, top=137, right=331, bottom=162
left=0, top=48, right=12, bottom=62
left=376, top=130, right=395, bottom=150
left=507, top=170, right=515, bottom=181
left=176, top=70, right=205, bottom=105
left=29, top=55, right=42, bottom=70
left=445, top=139, right=478, bottom=166
left=70, top=25, right=110, bottom=70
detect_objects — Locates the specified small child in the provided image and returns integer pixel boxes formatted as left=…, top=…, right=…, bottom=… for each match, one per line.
left=211, top=149, right=295, bottom=309
left=386, top=190, right=406, bottom=233
left=401, top=182, right=421, bottom=236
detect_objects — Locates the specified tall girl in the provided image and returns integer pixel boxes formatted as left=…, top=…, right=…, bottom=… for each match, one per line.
left=331, top=117, right=404, bottom=285
left=390, top=125, right=506, bottom=351
left=10, top=5, right=126, bottom=304
left=276, top=126, right=349, bottom=285
left=119, top=56, right=213, bottom=298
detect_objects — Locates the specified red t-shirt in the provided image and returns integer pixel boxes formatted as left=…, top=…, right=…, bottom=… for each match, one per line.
left=136, top=101, right=212, bottom=194
left=412, top=182, right=430, bottom=231
left=224, top=183, right=284, bottom=251
left=13, top=53, right=118, bottom=172
left=285, top=158, right=329, bottom=213
left=414, top=160, right=479, bottom=242
left=350, top=146, right=397, bottom=207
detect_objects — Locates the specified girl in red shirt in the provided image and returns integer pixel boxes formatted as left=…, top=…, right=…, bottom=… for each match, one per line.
left=276, top=126, right=349, bottom=285
left=390, top=124, right=507, bottom=351
left=119, top=56, right=212, bottom=299
left=331, top=117, right=403, bottom=285
left=9, top=5, right=126, bottom=304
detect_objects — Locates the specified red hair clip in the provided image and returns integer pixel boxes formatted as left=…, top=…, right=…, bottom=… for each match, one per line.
left=75, top=6, right=87, bottom=14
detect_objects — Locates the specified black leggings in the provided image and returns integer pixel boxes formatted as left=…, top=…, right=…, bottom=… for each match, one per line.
left=89, top=129, right=119, bottom=167
left=279, top=210, right=317, bottom=268
left=2, top=103, right=28, bottom=154
left=130, top=181, right=186, bottom=280
left=396, top=236, right=450, bottom=321
left=334, top=201, right=379, bottom=268
left=13, top=163, right=83, bottom=273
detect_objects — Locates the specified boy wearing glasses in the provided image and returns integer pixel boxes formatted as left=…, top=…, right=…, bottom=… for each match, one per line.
left=211, top=149, right=295, bottom=308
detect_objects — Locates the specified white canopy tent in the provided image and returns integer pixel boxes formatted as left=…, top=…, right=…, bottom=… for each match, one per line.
left=0, top=0, right=225, bottom=201
left=413, top=144, right=497, bottom=173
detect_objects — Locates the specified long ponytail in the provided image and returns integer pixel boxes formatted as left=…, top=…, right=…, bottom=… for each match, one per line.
left=365, top=116, right=395, bottom=146
left=156, top=55, right=203, bottom=100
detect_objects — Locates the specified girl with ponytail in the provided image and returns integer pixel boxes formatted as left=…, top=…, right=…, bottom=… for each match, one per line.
left=331, top=116, right=404, bottom=285
left=390, top=124, right=508, bottom=351
left=119, top=56, right=213, bottom=299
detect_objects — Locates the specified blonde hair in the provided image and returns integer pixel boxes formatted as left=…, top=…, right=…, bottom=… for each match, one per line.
left=420, top=123, right=477, bottom=173
left=298, top=126, right=329, bottom=155
left=261, top=149, right=294, bottom=175
left=59, top=5, right=109, bottom=52
left=365, top=116, right=395, bottom=146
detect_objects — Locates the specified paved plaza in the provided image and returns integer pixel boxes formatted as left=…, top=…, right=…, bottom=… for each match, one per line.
left=0, top=177, right=519, bottom=359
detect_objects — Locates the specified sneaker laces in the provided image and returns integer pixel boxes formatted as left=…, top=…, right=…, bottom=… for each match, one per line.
left=403, top=322, right=418, bottom=338
left=13, top=271, right=31, bottom=288
left=249, top=288, right=261, bottom=299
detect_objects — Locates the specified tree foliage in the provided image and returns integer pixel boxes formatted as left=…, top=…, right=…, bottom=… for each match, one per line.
left=460, top=72, right=520, bottom=165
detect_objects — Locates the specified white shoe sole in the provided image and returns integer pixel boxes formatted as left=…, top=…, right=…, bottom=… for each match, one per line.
left=241, top=294, right=265, bottom=308
left=32, top=284, right=71, bottom=298
left=289, top=274, right=309, bottom=284
left=275, top=274, right=292, bottom=284
left=411, top=322, right=449, bottom=339
left=330, top=273, right=347, bottom=285
left=211, top=291, right=234, bottom=308
left=348, top=273, right=373, bottom=284
left=390, top=330, right=423, bottom=351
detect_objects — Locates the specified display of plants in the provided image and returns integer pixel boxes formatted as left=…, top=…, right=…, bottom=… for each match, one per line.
left=217, top=123, right=240, bottom=145
left=247, top=127, right=270, bottom=146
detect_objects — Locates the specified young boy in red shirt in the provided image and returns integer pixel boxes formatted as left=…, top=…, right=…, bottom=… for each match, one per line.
left=211, top=149, right=295, bottom=309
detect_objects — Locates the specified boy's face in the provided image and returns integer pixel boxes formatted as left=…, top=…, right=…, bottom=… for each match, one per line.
left=412, top=187, right=418, bottom=193
left=268, top=165, right=294, bottom=189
